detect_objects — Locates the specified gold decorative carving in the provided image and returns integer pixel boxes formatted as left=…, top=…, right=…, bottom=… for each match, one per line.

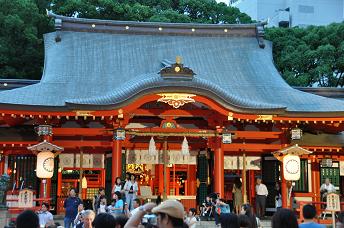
left=75, top=111, right=94, bottom=116
left=157, top=93, right=196, bottom=108
left=256, top=115, right=273, bottom=121
left=228, top=112, right=234, bottom=120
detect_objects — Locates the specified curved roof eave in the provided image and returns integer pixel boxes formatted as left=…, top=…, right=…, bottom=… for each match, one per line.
left=65, top=74, right=287, bottom=114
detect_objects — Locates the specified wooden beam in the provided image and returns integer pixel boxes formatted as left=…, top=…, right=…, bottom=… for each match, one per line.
left=130, top=108, right=215, bottom=117
left=53, top=128, right=112, bottom=136
left=223, top=143, right=282, bottom=151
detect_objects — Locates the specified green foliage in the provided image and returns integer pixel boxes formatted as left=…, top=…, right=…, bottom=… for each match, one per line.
left=266, top=23, right=344, bottom=87
left=0, top=0, right=53, bottom=79
left=0, top=0, right=253, bottom=80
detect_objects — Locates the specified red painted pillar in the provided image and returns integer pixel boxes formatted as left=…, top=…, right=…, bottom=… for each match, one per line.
left=57, top=169, right=62, bottom=197
left=166, top=167, right=170, bottom=195
left=249, top=170, right=255, bottom=203
left=281, top=162, right=288, bottom=208
left=112, top=139, right=123, bottom=188
left=158, top=164, right=164, bottom=194
left=311, top=159, right=321, bottom=211
left=187, top=165, right=197, bottom=195
left=0, top=159, right=4, bottom=175
left=280, top=128, right=289, bottom=208
left=214, top=138, right=224, bottom=197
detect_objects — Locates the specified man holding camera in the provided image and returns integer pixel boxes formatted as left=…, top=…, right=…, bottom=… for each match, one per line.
left=124, top=200, right=185, bottom=228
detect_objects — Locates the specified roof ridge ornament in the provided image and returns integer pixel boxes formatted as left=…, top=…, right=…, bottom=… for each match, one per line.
left=256, top=23, right=265, bottom=49
left=47, top=10, right=62, bottom=42
left=159, top=56, right=196, bottom=81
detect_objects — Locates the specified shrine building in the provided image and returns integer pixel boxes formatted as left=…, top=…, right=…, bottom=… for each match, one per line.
left=0, top=12, right=344, bottom=215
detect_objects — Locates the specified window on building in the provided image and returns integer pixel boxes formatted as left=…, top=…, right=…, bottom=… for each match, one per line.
left=293, top=159, right=308, bottom=192
left=298, top=5, right=314, bottom=14
left=320, top=166, right=340, bottom=188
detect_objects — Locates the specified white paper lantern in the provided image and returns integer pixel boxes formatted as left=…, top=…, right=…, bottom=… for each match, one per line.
left=181, top=137, right=190, bottom=156
left=82, top=176, right=88, bottom=189
left=283, top=154, right=300, bottom=181
left=36, top=151, right=54, bottom=178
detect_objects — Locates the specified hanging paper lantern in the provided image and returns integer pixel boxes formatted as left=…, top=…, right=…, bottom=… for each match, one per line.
left=148, top=137, right=157, bottom=156
left=283, top=154, right=300, bottom=181
left=181, top=137, right=190, bottom=156
left=82, top=176, right=88, bottom=189
left=36, top=151, right=54, bottom=178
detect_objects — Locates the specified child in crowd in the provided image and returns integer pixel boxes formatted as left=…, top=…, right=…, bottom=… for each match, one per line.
left=98, top=197, right=107, bottom=214
left=185, top=208, right=197, bottom=228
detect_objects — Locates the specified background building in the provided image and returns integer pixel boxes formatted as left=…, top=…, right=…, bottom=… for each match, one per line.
left=230, top=0, right=344, bottom=27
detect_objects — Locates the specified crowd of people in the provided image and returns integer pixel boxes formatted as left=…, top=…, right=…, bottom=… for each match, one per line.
left=10, top=175, right=344, bottom=228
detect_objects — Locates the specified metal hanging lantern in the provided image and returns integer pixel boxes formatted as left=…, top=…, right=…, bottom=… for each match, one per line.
left=181, top=137, right=190, bottom=156
left=115, top=128, right=126, bottom=140
left=148, top=137, right=158, bottom=156
left=291, top=128, right=302, bottom=140
left=222, top=133, right=232, bottom=144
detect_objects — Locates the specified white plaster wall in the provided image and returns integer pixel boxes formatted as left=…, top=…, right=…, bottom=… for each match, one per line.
left=234, top=0, right=344, bottom=27
left=290, top=0, right=344, bottom=27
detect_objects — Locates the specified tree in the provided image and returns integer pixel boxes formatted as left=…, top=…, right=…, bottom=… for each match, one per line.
left=0, top=0, right=253, bottom=80
left=0, top=0, right=52, bottom=79
left=265, top=23, right=344, bottom=87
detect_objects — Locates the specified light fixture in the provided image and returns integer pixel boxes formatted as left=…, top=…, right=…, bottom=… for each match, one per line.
left=291, top=128, right=302, bottom=140
left=27, top=141, right=63, bottom=198
left=283, top=154, right=300, bottom=181
left=222, top=133, right=232, bottom=144
left=114, top=128, right=126, bottom=140
left=35, top=125, right=53, bottom=136
left=82, top=176, right=88, bottom=189
left=181, top=137, right=189, bottom=156
left=148, top=137, right=157, bottom=156
left=36, top=151, right=54, bottom=178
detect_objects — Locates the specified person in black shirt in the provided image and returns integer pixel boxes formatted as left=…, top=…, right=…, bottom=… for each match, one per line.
left=64, top=188, right=82, bottom=228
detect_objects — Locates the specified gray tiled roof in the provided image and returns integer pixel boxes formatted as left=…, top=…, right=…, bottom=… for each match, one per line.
left=0, top=17, right=344, bottom=116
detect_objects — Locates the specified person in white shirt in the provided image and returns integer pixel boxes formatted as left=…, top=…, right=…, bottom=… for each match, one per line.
left=37, top=202, right=53, bottom=228
left=320, top=178, right=336, bottom=200
left=185, top=208, right=197, bottom=228
left=97, top=197, right=107, bottom=214
left=112, top=177, right=123, bottom=196
left=129, top=198, right=141, bottom=218
left=124, top=174, right=138, bottom=210
left=255, top=178, right=268, bottom=218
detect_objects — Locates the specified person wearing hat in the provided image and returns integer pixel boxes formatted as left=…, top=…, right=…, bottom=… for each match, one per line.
left=124, top=200, right=185, bottom=228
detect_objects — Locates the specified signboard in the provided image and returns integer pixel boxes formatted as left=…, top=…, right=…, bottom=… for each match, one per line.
left=340, top=161, right=344, bottom=176
left=224, top=156, right=261, bottom=170
left=60, top=154, right=104, bottom=168
left=140, top=186, right=153, bottom=198
left=321, top=159, right=333, bottom=167
left=126, top=150, right=196, bottom=165
left=326, top=193, right=340, bottom=211
left=18, top=189, right=34, bottom=208
left=283, top=154, right=300, bottom=181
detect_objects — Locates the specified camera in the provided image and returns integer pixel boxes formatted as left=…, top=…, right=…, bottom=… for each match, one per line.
left=142, top=214, right=157, bottom=226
